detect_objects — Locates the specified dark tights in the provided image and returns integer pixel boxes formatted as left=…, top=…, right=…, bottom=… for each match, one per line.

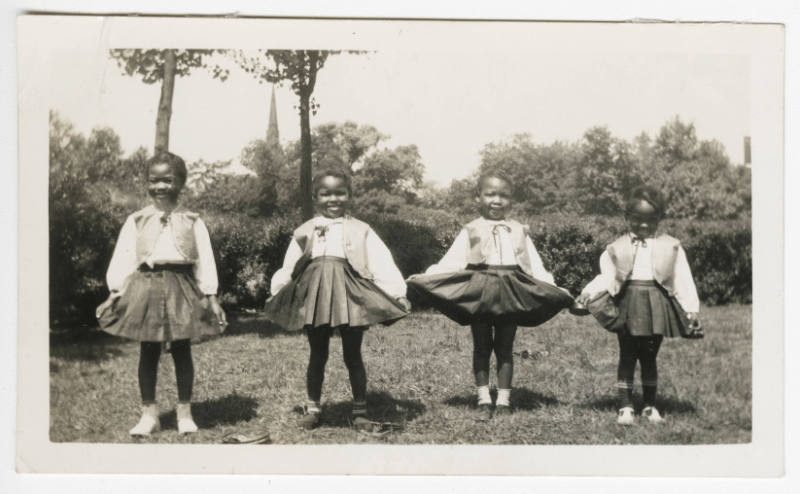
left=616, top=333, right=663, bottom=408
left=306, top=326, right=366, bottom=403
left=138, top=339, right=194, bottom=404
left=471, top=322, right=518, bottom=389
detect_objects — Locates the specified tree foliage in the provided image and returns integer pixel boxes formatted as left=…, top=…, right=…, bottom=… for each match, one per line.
left=49, top=112, right=133, bottom=324
left=109, top=49, right=228, bottom=83
left=230, top=50, right=353, bottom=219
left=110, top=49, right=229, bottom=152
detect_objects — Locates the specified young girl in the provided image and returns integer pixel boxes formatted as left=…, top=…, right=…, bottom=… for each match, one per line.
left=576, top=186, right=702, bottom=425
left=96, top=151, right=227, bottom=437
left=265, top=169, right=410, bottom=430
left=407, top=174, right=574, bottom=419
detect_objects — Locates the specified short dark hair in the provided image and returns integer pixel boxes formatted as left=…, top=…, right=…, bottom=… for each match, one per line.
left=312, top=168, right=353, bottom=196
left=625, top=186, right=665, bottom=217
left=475, top=172, right=513, bottom=196
left=146, top=151, right=187, bottom=188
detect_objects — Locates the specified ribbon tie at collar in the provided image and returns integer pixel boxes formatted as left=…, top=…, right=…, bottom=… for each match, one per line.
left=631, top=236, right=647, bottom=248
left=492, top=224, right=511, bottom=235
left=314, top=221, right=342, bottom=239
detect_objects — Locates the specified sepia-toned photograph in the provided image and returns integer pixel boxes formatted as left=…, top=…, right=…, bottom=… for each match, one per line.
left=15, top=14, right=785, bottom=476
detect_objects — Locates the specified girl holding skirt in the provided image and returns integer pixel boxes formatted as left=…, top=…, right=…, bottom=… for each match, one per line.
left=576, top=186, right=703, bottom=426
left=96, top=151, right=227, bottom=437
left=407, top=174, right=573, bottom=419
left=265, top=169, right=410, bottom=430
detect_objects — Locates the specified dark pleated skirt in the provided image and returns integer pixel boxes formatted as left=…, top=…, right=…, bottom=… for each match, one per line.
left=617, top=280, right=688, bottom=338
left=264, top=256, right=409, bottom=332
left=96, top=264, right=221, bottom=342
left=406, top=264, right=574, bottom=327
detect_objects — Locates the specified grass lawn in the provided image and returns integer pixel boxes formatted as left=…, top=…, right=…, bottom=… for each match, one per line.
left=50, top=304, right=751, bottom=445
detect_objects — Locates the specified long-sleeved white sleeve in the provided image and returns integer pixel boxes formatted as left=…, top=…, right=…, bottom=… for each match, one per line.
left=192, top=219, right=219, bottom=295
left=525, top=237, right=555, bottom=285
left=270, top=239, right=303, bottom=295
left=106, top=216, right=139, bottom=293
left=424, top=230, right=470, bottom=275
left=673, top=246, right=700, bottom=313
left=581, top=250, right=615, bottom=297
left=365, top=229, right=407, bottom=298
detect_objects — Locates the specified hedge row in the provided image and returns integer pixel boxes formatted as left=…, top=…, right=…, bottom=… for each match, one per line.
left=210, top=211, right=751, bottom=309
left=50, top=209, right=751, bottom=326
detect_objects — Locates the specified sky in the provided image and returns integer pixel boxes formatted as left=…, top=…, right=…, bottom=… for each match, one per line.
left=49, top=47, right=750, bottom=186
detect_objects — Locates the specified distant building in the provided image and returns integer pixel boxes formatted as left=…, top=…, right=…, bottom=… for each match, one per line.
left=266, top=85, right=280, bottom=150
left=744, top=136, right=751, bottom=166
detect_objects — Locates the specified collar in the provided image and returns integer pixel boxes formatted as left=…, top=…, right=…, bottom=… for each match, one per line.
left=482, top=217, right=511, bottom=226
left=313, top=216, right=345, bottom=227
left=629, top=232, right=655, bottom=247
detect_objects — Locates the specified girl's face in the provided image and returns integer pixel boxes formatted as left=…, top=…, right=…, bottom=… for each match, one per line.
left=476, top=177, right=512, bottom=221
left=315, top=175, right=350, bottom=219
left=627, top=200, right=660, bottom=238
left=147, top=162, right=182, bottom=207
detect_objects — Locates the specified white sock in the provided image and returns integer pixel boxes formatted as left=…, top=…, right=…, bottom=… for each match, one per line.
left=477, top=385, right=491, bottom=405
left=496, top=388, right=511, bottom=407
left=306, top=400, right=321, bottom=413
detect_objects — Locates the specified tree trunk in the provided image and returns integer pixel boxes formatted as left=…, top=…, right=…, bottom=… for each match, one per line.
left=299, top=88, right=314, bottom=220
left=154, top=49, right=177, bottom=153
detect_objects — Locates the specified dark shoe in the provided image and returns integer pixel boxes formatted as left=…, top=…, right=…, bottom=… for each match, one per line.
left=476, top=403, right=493, bottom=421
left=299, top=409, right=321, bottom=430
left=494, top=404, right=511, bottom=416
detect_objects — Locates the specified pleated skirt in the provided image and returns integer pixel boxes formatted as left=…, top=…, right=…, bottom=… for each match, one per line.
left=406, top=265, right=574, bottom=327
left=96, top=264, right=221, bottom=342
left=264, top=256, right=409, bottom=332
left=617, top=280, right=688, bottom=338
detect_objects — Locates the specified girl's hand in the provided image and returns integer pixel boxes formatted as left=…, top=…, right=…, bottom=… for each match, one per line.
left=396, top=296, right=412, bottom=312
left=575, top=292, right=592, bottom=306
left=208, top=295, right=228, bottom=330
left=685, top=312, right=704, bottom=338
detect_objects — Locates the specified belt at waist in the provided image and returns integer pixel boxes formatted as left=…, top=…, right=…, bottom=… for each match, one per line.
left=138, top=263, right=194, bottom=274
left=625, top=280, right=658, bottom=287
left=466, top=263, right=520, bottom=271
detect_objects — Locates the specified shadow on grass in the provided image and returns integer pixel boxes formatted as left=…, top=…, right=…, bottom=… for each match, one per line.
left=50, top=330, right=127, bottom=362
left=158, top=393, right=259, bottom=429
left=579, top=394, right=697, bottom=414
left=511, top=387, right=561, bottom=410
left=444, top=387, right=559, bottom=411
left=311, top=391, right=426, bottom=428
left=218, top=313, right=292, bottom=339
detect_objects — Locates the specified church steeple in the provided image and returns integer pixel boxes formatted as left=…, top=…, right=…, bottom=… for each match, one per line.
left=266, top=85, right=280, bottom=149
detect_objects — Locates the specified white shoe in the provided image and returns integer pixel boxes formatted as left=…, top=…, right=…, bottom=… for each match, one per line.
left=129, top=412, right=160, bottom=436
left=643, top=406, right=665, bottom=423
left=617, top=406, right=635, bottom=425
left=177, top=403, right=199, bottom=434
left=178, top=417, right=199, bottom=434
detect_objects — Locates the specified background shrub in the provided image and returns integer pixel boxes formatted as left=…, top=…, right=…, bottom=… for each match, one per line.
left=204, top=212, right=297, bottom=308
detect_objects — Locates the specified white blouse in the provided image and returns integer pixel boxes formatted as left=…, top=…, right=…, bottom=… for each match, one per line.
left=270, top=216, right=407, bottom=299
left=106, top=213, right=219, bottom=295
left=424, top=220, right=556, bottom=285
left=581, top=235, right=700, bottom=312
